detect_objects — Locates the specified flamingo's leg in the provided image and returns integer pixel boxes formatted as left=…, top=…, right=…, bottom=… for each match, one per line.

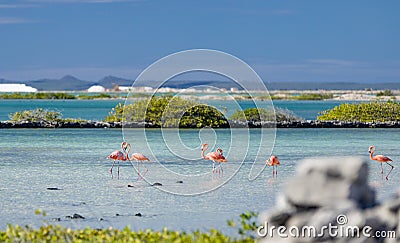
left=385, top=162, right=394, bottom=180
left=110, top=160, right=115, bottom=179
left=136, top=160, right=141, bottom=180
left=141, top=161, right=149, bottom=178
left=219, top=164, right=223, bottom=176
left=211, top=161, right=216, bottom=179
left=380, top=163, right=383, bottom=175
left=117, top=161, right=120, bottom=179
left=275, top=165, right=278, bottom=176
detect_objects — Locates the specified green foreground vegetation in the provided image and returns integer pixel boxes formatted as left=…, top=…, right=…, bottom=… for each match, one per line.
left=0, top=225, right=253, bottom=243
left=318, top=102, right=400, bottom=122
left=0, top=211, right=258, bottom=242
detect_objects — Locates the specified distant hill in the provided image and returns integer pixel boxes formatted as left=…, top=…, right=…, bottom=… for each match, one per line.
left=97, top=76, right=134, bottom=89
left=0, top=75, right=94, bottom=91
left=0, top=75, right=399, bottom=91
left=27, top=75, right=95, bottom=91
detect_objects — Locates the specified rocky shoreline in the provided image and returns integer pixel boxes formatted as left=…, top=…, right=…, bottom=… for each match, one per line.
left=1, top=120, right=400, bottom=129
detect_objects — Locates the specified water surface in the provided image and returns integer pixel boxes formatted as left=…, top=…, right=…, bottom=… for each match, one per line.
left=0, top=128, right=398, bottom=233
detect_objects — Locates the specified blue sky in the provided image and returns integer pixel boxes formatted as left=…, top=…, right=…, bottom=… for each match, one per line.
left=0, top=0, right=399, bottom=83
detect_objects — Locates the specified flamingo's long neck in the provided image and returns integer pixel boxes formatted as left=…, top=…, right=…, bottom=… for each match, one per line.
left=369, top=149, right=376, bottom=160
left=201, top=145, right=208, bottom=159
left=125, top=146, right=131, bottom=161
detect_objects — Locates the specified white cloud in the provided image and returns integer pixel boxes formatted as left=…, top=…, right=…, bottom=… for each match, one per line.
left=0, top=17, right=38, bottom=24
left=306, top=59, right=360, bottom=66
left=209, top=7, right=294, bottom=16
left=0, top=4, right=37, bottom=8
left=26, top=0, right=140, bottom=3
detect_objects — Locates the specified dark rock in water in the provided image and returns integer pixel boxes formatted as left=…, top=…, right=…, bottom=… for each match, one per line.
left=52, top=217, right=61, bottom=222
left=176, top=180, right=183, bottom=184
left=72, top=213, right=85, bottom=219
left=115, top=213, right=120, bottom=216
left=152, top=182, right=162, bottom=186
left=72, top=202, right=86, bottom=206
left=128, top=184, right=135, bottom=187
left=65, top=216, right=72, bottom=219
left=135, top=213, right=142, bottom=217
left=46, top=187, right=61, bottom=190
left=98, top=218, right=104, bottom=221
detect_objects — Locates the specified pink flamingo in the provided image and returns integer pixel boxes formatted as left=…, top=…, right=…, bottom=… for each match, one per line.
left=130, top=149, right=151, bottom=181
left=369, top=146, right=394, bottom=180
left=107, top=141, right=130, bottom=179
left=266, top=155, right=281, bottom=177
left=201, top=143, right=220, bottom=174
left=215, top=148, right=228, bottom=175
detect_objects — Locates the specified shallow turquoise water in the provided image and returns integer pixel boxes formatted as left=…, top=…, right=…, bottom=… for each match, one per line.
left=0, top=99, right=122, bottom=121
left=0, top=128, right=398, bottom=233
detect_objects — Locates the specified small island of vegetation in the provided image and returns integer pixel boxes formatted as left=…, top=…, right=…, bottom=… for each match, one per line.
left=9, top=108, right=85, bottom=124
left=105, top=96, right=229, bottom=128
left=318, top=102, right=400, bottom=122
left=230, top=107, right=300, bottom=123
left=4, top=100, right=400, bottom=129
left=105, top=96, right=301, bottom=128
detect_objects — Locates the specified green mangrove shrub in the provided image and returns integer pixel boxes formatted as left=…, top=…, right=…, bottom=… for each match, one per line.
left=76, top=93, right=114, bottom=99
left=291, top=93, right=333, bottom=100
left=376, top=90, right=394, bottom=97
left=105, top=96, right=228, bottom=128
left=0, top=92, right=76, bottom=99
left=256, top=93, right=333, bottom=101
left=9, top=108, right=85, bottom=123
left=9, top=108, right=63, bottom=123
left=228, top=211, right=259, bottom=239
left=230, top=107, right=301, bottom=122
left=317, top=102, right=400, bottom=122
left=179, top=104, right=228, bottom=128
